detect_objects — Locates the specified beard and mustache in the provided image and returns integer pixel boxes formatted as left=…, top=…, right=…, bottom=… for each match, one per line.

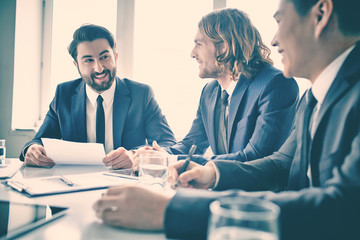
left=79, top=67, right=116, bottom=92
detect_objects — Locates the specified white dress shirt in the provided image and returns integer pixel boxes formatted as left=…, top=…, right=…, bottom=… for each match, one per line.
left=310, top=45, right=355, bottom=137
left=301, top=45, right=354, bottom=187
left=220, top=79, right=237, bottom=118
left=85, top=80, right=116, bottom=154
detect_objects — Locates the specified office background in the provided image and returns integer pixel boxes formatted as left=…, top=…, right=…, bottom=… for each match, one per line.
left=0, top=0, right=310, bottom=158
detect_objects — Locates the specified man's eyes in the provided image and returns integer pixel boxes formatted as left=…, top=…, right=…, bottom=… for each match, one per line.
left=84, top=59, right=94, bottom=63
left=82, top=55, right=110, bottom=63
left=100, top=55, right=109, bottom=60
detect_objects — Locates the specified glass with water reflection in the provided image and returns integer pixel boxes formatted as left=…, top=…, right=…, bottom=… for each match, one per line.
left=208, top=197, right=280, bottom=240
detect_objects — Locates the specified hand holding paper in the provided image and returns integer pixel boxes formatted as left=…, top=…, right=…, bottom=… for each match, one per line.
left=41, top=138, right=106, bottom=165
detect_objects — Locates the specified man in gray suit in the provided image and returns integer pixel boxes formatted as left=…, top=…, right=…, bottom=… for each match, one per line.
left=93, top=0, right=360, bottom=239
left=133, top=8, right=298, bottom=169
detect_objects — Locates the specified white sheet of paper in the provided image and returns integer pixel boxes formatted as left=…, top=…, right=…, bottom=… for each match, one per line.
left=41, top=138, right=105, bottom=165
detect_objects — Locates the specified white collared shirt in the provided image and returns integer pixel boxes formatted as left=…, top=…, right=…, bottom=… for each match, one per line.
left=310, top=45, right=355, bottom=136
left=221, top=79, right=237, bottom=119
left=85, top=80, right=116, bottom=154
left=305, top=45, right=354, bottom=186
left=220, top=79, right=237, bottom=103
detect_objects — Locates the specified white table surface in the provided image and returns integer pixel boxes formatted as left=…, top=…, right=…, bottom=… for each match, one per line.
left=0, top=158, right=169, bottom=240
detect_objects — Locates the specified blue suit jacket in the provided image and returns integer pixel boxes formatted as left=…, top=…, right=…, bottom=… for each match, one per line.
left=20, top=77, right=176, bottom=160
left=169, top=63, right=299, bottom=164
left=164, top=43, right=360, bottom=240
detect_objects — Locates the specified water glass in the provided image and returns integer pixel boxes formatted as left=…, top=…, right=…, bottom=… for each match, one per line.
left=138, top=154, right=168, bottom=189
left=208, top=197, right=280, bottom=240
left=0, top=139, right=6, bottom=161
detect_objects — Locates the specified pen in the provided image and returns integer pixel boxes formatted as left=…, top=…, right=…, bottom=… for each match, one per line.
left=60, top=175, right=73, bottom=186
left=102, top=173, right=139, bottom=180
left=174, top=144, right=197, bottom=188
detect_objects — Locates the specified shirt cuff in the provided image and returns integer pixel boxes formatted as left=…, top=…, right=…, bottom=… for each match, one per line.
left=205, top=161, right=220, bottom=189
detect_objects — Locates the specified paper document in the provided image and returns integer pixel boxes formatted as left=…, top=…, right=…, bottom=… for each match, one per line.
left=42, top=138, right=105, bottom=165
left=5, top=171, right=139, bottom=197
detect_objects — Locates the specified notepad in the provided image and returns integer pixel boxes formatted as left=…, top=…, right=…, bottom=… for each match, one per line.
left=4, top=171, right=138, bottom=197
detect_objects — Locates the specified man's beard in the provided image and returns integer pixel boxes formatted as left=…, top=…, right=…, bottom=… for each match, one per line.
left=81, top=68, right=116, bottom=92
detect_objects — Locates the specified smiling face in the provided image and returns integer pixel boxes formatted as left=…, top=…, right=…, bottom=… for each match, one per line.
left=74, top=38, right=118, bottom=93
left=271, top=0, right=316, bottom=79
left=190, top=30, right=224, bottom=79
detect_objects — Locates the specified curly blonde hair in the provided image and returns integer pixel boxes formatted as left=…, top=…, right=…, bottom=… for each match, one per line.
left=198, top=8, right=273, bottom=80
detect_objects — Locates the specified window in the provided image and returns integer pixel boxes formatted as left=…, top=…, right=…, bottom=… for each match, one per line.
left=132, top=0, right=213, bottom=139
left=12, top=0, right=42, bottom=130
left=12, top=0, right=117, bottom=130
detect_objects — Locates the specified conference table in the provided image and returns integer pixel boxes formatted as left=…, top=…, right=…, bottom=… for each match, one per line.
left=0, top=158, right=169, bottom=240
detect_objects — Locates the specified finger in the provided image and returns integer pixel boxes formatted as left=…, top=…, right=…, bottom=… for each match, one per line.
left=94, top=194, right=123, bottom=212
left=178, top=167, right=202, bottom=184
left=152, top=140, right=161, bottom=151
left=25, top=150, right=54, bottom=166
left=111, top=158, right=132, bottom=169
left=104, top=148, right=125, bottom=163
left=133, top=147, right=153, bottom=159
left=106, top=185, right=128, bottom=195
left=101, top=208, right=123, bottom=225
left=167, top=163, right=181, bottom=183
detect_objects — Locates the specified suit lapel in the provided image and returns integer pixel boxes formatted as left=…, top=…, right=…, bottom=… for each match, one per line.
left=72, top=81, right=87, bottom=142
left=227, top=75, right=252, bottom=150
left=309, top=43, right=360, bottom=184
left=112, top=77, right=131, bottom=149
left=208, top=84, right=220, bottom=152
left=312, top=43, right=360, bottom=137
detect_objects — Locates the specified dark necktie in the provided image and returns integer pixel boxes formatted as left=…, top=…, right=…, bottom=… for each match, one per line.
left=216, top=90, right=229, bottom=154
left=303, top=89, right=318, bottom=185
left=288, top=89, right=318, bottom=189
left=96, top=95, right=105, bottom=145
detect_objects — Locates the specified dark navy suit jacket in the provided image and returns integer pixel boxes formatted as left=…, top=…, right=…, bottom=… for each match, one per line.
left=20, top=77, right=176, bottom=160
left=164, top=43, right=360, bottom=240
left=169, top=63, right=299, bottom=164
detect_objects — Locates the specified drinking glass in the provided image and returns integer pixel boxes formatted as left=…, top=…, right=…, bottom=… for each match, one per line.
left=0, top=139, right=6, bottom=162
left=138, top=154, right=168, bottom=189
left=208, top=197, right=280, bottom=240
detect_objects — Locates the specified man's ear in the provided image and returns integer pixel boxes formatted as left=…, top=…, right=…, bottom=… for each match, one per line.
left=73, top=60, right=78, bottom=67
left=313, top=0, right=333, bottom=38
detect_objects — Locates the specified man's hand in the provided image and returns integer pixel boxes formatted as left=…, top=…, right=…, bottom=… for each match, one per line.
left=93, top=185, right=171, bottom=230
left=168, top=160, right=216, bottom=189
left=103, top=147, right=134, bottom=169
left=24, top=144, right=55, bottom=167
left=132, top=141, right=169, bottom=171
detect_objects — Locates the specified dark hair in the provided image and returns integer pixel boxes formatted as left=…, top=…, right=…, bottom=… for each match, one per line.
left=198, top=8, right=273, bottom=79
left=288, top=0, right=360, bottom=36
left=68, top=24, right=116, bottom=62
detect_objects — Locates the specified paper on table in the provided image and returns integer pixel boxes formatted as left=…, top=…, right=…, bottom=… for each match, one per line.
left=41, top=138, right=105, bottom=165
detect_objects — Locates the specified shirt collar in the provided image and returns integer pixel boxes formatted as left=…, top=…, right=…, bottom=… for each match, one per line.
left=86, top=79, right=116, bottom=107
left=221, top=80, right=237, bottom=99
left=312, top=45, right=355, bottom=104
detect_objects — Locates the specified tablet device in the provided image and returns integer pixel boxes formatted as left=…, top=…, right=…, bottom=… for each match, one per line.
left=0, top=200, right=68, bottom=239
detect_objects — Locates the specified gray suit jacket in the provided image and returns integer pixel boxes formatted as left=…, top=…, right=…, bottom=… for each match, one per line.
left=164, top=42, right=360, bottom=240
left=169, top=63, right=299, bottom=164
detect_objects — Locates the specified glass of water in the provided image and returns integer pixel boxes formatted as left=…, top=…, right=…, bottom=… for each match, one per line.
left=139, top=154, right=168, bottom=189
left=0, top=139, right=6, bottom=162
left=208, top=197, right=280, bottom=240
